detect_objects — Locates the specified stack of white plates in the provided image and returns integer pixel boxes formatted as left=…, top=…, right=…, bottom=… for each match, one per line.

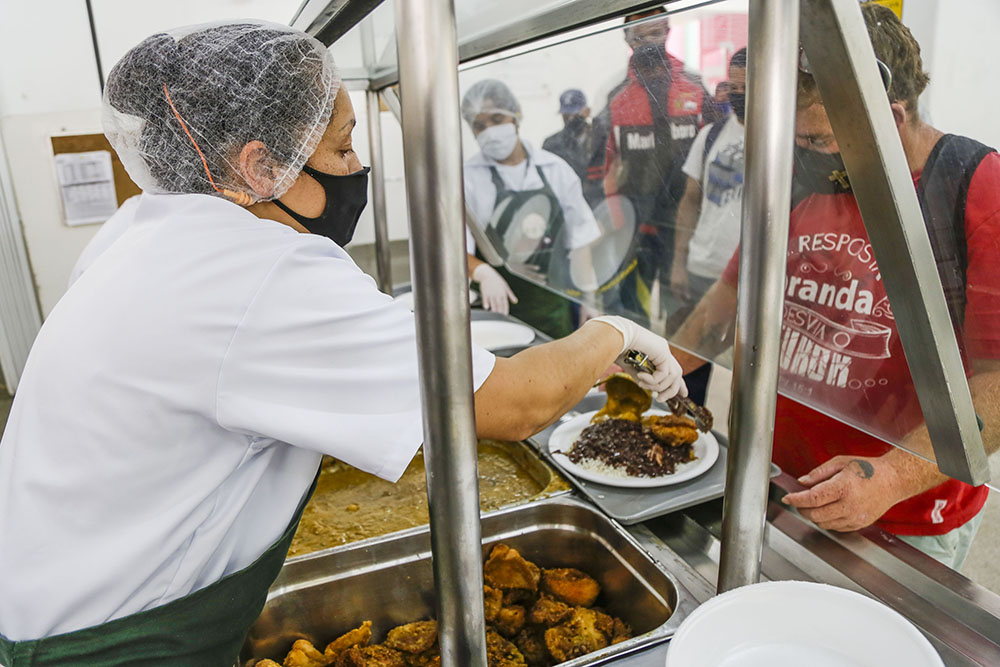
left=666, top=581, right=943, bottom=667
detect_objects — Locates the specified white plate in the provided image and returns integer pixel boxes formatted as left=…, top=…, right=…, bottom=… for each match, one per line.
left=548, top=409, right=719, bottom=488
left=393, top=289, right=478, bottom=311
left=666, top=580, right=943, bottom=667
left=469, top=320, right=536, bottom=351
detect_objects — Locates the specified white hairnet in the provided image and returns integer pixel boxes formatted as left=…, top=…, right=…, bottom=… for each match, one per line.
left=103, top=20, right=340, bottom=204
left=461, top=79, right=522, bottom=125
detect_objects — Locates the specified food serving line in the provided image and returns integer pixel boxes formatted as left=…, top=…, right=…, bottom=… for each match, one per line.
left=239, top=0, right=1000, bottom=664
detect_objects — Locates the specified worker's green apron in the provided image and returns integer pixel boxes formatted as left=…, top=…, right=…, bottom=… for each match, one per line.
left=0, top=473, right=318, bottom=667
left=483, top=164, right=574, bottom=339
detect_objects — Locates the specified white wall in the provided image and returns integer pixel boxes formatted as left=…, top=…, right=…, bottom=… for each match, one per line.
left=0, top=0, right=305, bottom=316
left=907, top=0, right=1000, bottom=150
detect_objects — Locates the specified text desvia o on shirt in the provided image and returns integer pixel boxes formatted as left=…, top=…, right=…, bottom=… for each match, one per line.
left=464, top=141, right=602, bottom=254
left=0, top=193, right=496, bottom=640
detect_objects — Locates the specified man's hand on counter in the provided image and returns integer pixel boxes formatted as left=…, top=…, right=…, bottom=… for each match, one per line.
left=780, top=454, right=907, bottom=532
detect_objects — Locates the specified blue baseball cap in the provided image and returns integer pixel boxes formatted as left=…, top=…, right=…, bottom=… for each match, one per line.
left=558, top=89, right=587, bottom=114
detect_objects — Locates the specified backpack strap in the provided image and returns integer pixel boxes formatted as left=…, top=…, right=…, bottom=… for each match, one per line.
left=702, top=119, right=727, bottom=167
left=916, top=134, right=995, bottom=335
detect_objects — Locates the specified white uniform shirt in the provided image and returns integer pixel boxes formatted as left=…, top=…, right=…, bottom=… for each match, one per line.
left=681, top=115, right=745, bottom=279
left=464, top=141, right=602, bottom=252
left=0, top=193, right=496, bottom=640
left=68, top=195, right=141, bottom=287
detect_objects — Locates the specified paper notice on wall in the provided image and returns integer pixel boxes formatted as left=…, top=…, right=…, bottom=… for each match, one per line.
left=54, top=150, right=119, bottom=226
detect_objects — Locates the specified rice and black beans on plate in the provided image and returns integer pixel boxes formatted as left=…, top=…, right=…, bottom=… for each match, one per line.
left=567, top=414, right=699, bottom=478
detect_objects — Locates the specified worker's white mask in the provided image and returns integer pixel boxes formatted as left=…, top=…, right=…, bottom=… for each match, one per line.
left=476, top=123, right=519, bottom=162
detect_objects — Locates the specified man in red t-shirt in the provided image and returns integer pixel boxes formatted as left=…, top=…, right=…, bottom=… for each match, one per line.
left=671, top=4, right=1000, bottom=568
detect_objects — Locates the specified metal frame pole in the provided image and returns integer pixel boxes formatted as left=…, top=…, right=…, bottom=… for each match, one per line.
left=361, top=21, right=392, bottom=293
left=801, top=0, right=989, bottom=485
left=394, top=0, right=488, bottom=664
left=718, top=0, right=799, bottom=593
left=365, top=93, right=392, bottom=292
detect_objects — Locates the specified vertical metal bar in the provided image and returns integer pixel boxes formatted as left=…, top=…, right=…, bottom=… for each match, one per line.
left=361, top=21, right=392, bottom=293
left=365, top=90, right=392, bottom=293
left=718, top=0, right=799, bottom=593
left=84, top=0, right=105, bottom=93
left=394, top=0, right=488, bottom=665
left=800, top=0, right=989, bottom=485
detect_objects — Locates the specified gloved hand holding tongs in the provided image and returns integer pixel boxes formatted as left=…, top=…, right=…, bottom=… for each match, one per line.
left=591, top=315, right=714, bottom=432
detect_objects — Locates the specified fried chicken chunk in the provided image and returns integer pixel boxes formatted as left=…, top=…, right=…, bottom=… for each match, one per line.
left=501, top=588, right=537, bottom=608
left=325, top=621, right=373, bottom=656
left=334, top=645, right=407, bottom=667
left=486, top=628, right=527, bottom=667
left=543, top=608, right=609, bottom=662
left=494, top=605, right=527, bottom=637
left=284, top=639, right=332, bottom=667
left=528, top=595, right=573, bottom=627
left=384, top=620, right=438, bottom=654
left=641, top=415, right=699, bottom=447
left=484, top=544, right=540, bottom=592
left=484, top=585, right=503, bottom=623
left=610, top=617, right=633, bottom=645
left=540, top=568, right=601, bottom=608
left=512, top=627, right=550, bottom=667
left=255, top=661, right=283, bottom=667
left=404, top=650, right=440, bottom=667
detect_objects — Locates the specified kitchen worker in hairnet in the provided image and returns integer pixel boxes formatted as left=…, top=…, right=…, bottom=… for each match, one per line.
left=0, top=21, right=685, bottom=666
left=462, top=79, right=602, bottom=338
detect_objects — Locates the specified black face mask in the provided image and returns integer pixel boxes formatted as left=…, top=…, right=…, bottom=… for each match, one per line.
left=566, top=115, right=588, bottom=134
left=728, top=91, right=746, bottom=122
left=274, top=165, right=370, bottom=246
left=632, top=43, right=668, bottom=72
left=793, top=146, right=852, bottom=195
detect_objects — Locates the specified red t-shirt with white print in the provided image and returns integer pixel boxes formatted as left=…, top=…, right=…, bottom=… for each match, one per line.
left=721, top=151, right=1000, bottom=536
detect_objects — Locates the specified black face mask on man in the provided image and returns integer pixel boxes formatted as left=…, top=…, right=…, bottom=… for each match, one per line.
left=274, top=165, right=371, bottom=247
left=632, top=43, right=668, bottom=71
left=565, top=115, right=588, bottom=134
left=728, top=91, right=746, bottom=122
left=793, top=146, right=852, bottom=195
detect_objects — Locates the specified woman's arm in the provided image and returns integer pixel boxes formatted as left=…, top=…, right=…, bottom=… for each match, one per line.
left=474, top=318, right=684, bottom=440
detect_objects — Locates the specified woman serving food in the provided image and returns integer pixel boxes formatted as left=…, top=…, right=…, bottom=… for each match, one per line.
left=0, top=21, right=684, bottom=666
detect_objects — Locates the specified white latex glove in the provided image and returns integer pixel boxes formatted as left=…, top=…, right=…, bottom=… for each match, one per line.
left=472, top=263, right=518, bottom=315
left=590, top=315, right=688, bottom=400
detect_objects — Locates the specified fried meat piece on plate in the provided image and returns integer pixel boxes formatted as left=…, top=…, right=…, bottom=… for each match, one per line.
left=325, top=621, right=373, bottom=656
left=540, top=568, right=600, bottom=608
left=334, top=645, right=407, bottom=667
left=484, top=584, right=504, bottom=623
left=512, top=627, right=551, bottom=667
left=284, top=639, right=332, bottom=667
left=384, top=620, right=438, bottom=654
left=255, top=661, right=282, bottom=667
left=543, top=608, right=610, bottom=663
left=493, top=604, right=527, bottom=637
left=641, top=415, right=699, bottom=447
left=528, top=595, right=573, bottom=627
left=483, top=544, right=540, bottom=592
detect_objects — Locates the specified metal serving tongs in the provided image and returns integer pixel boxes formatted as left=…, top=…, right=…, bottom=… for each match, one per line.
left=620, top=349, right=714, bottom=433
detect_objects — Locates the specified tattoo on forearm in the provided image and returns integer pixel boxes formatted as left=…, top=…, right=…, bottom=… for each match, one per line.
left=851, top=459, right=875, bottom=479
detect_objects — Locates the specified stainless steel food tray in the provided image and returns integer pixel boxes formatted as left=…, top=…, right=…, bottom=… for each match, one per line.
left=241, top=495, right=696, bottom=666
left=529, top=394, right=780, bottom=525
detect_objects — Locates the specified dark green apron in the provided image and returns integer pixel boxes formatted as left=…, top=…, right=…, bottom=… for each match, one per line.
left=0, top=472, right=318, bottom=667
left=482, top=164, right=574, bottom=339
